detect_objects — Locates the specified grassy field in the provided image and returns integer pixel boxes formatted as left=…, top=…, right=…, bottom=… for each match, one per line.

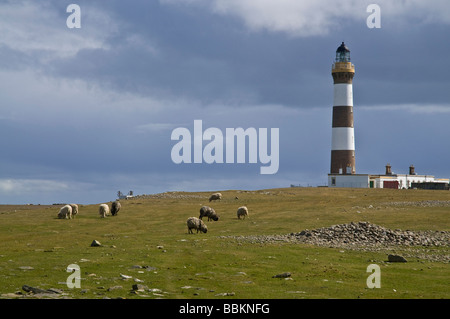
left=0, top=187, right=449, bottom=299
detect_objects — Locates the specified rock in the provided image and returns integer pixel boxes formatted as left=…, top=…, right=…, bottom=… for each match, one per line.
left=46, top=288, right=63, bottom=294
left=215, top=292, right=235, bottom=296
left=1, top=293, right=22, bottom=298
left=107, top=286, right=123, bottom=291
left=388, top=254, right=407, bottom=262
left=130, top=265, right=143, bottom=269
left=18, top=266, right=34, bottom=270
left=149, top=288, right=162, bottom=293
left=144, top=266, right=158, bottom=271
left=132, top=284, right=148, bottom=291
left=272, top=272, right=291, bottom=278
left=22, top=285, right=59, bottom=294
left=90, top=240, right=101, bottom=247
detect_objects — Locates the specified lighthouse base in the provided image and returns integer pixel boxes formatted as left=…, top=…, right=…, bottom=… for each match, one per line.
left=330, top=150, right=355, bottom=175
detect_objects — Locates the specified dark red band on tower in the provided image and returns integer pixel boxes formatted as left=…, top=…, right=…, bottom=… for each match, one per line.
left=331, top=150, right=355, bottom=175
left=332, top=72, right=354, bottom=84
left=332, top=106, right=353, bottom=127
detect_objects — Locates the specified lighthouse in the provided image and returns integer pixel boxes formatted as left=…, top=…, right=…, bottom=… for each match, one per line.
left=330, top=42, right=355, bottom=175
left=327, top=43, right=450, bottom=189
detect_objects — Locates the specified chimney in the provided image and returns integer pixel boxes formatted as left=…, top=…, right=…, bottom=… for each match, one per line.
left=385, top=163, right=392, bottom=175
left=409, top=165, right=415, bottom=175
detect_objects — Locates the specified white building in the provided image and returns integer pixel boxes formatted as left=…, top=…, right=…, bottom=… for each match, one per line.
left=117, top=190, right=134, bottom=200
left=328, top=164, right=449, bottom=189
left=328, top=174, right=369, bottom=188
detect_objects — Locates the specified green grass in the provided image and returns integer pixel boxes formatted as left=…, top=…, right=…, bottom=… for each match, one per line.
left=0, top=187, right=449, bottom=299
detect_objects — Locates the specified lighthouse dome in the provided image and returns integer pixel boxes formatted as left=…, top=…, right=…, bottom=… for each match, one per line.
left=336, top=42, right=350, bottom=52
left=335, top=42, right=350, bottom=62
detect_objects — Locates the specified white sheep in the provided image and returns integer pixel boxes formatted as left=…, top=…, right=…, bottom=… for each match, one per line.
left=199, top=206, right=219, bottom=221
left=237, top=206, right=249, bottom=220
left=209, top=192, right=222, bottom=202
left=187, top=217, right=208, bottom=234
left=69, top=204, right=78, bottom=218
left=99, top=204, right=110, bottom=218
left=57, top=205, right=73, bottom=219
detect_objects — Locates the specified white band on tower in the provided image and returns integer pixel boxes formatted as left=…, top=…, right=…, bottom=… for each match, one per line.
left=331, top=127, right=355, bottom=150
left=333, top=83, right=353, bottom=106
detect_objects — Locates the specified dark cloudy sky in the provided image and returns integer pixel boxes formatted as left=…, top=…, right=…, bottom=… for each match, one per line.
left=1, top=0, right=449, bottom=204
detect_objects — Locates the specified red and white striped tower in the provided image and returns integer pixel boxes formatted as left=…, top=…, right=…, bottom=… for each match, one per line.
left=331, top=42, right=355, bottom=175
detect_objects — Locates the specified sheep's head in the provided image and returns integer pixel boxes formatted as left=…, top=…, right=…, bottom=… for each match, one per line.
left=200, top=223, right=208, bottom=233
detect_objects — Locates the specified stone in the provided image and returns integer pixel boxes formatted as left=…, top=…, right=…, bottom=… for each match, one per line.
left=18, top=266, right=34, bottom=270
left=130, top=265, right=143, bottom=269
left=132, top=284, right=148, bottom=292
left=46, top=288, right=63, bottom=294
left=107, top=286, right=123, bottom=291
left=90, top=240, right=101, bottom=247
left=272, top=272, right=291, bottom=278
left=388, top=254, right=407, bottom=262
left=22, top=285, right=59, bottom=294
left=215, top=292, right=235, bottom=296
left=144, top=266, right=158, bottom=271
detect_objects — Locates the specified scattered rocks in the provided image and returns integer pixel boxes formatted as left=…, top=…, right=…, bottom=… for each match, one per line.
left=291, top=222, right=449, bottom=249
left=220, top=221, right=450, bottom=262
left=133, top=192, right=205, bottom=200
left=384, top=200, right=450, bottom=208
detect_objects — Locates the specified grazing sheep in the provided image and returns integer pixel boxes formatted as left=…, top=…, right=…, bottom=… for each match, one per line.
left=187, top=217, right=208, bottom=234
left=57, top=205, right=72, bottom=219
left=69, top=204, right=78, bottom=218
left=199, top=206, right=219, bottom=221
left=237, top=206, right=249, bottom=220
left=99, top=204, right=110, bottom=218
left=111, top=201, right=121, bottom=216
left=209, top=192, right=222, bottom=202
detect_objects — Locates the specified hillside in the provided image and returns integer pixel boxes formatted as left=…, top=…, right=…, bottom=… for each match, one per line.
left=0, top=187, right=449, bottom=299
